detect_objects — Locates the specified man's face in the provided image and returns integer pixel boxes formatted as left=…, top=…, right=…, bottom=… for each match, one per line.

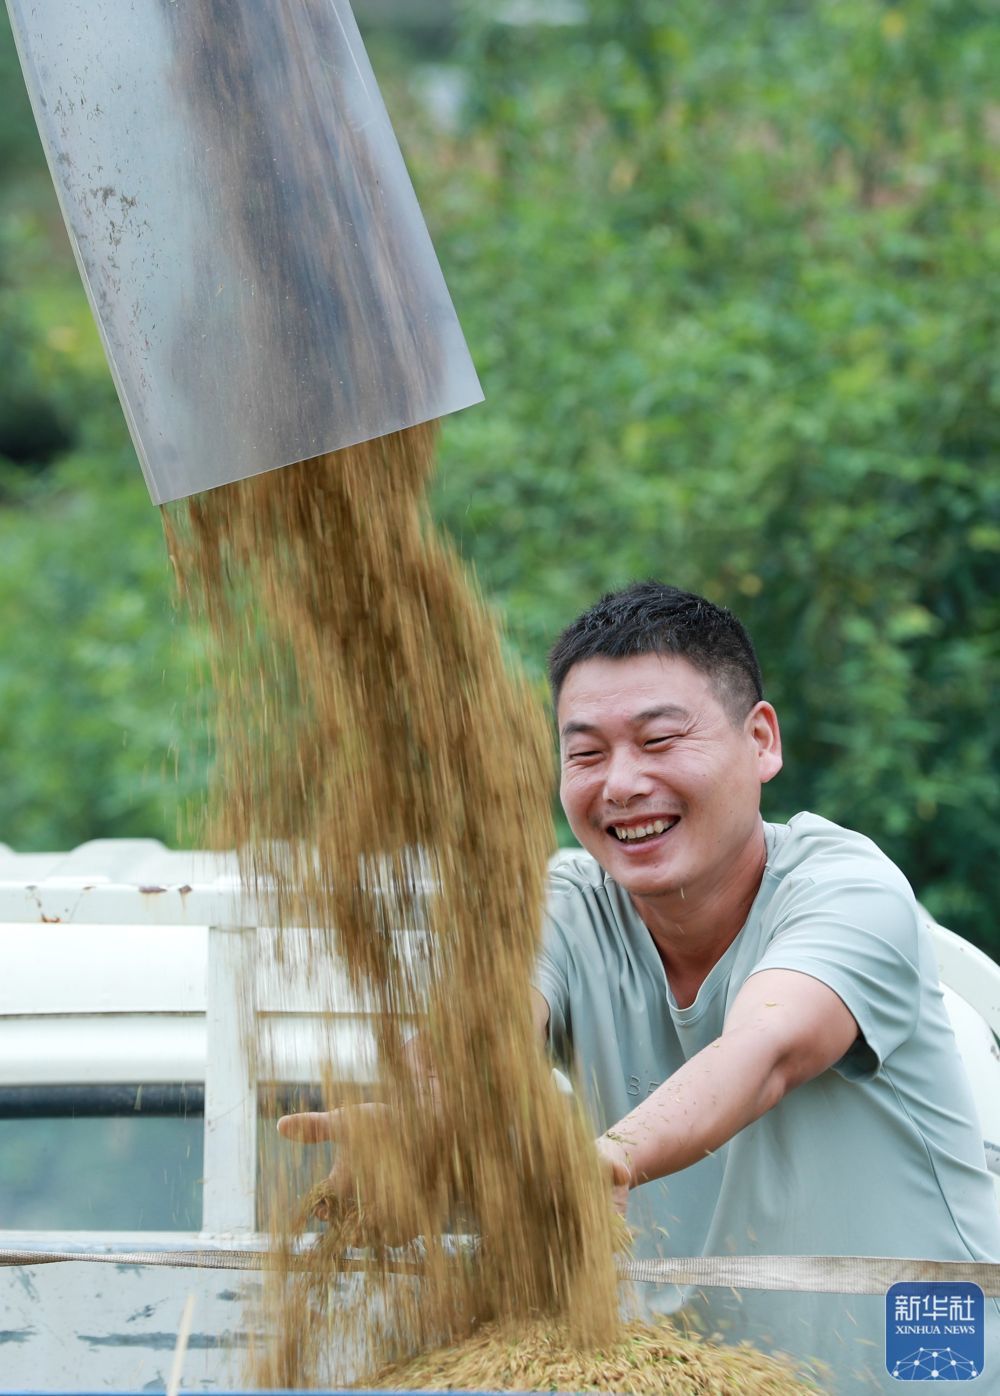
left=557, top=653, right=782, bottom=901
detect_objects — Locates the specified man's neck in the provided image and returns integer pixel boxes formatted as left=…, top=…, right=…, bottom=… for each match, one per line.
left=629, top=823, right=769, bottom=1003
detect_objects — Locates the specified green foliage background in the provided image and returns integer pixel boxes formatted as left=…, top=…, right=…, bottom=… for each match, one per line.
left=0, top=1, right=997, bottom=949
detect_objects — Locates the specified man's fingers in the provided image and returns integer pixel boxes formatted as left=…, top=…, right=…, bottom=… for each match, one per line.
left=595, top=1132, right=634, bottom=1216
left=277, top=1101, right=389, bottom=1143
left=276, top=1109, right=345, bottom=1143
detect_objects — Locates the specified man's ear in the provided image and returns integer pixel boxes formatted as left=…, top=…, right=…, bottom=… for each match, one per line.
left=748, top=701, right=783, bottom=784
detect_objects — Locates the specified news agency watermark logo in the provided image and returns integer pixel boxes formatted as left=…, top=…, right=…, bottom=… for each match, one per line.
left=886, top=1282, right=984, bottom=1380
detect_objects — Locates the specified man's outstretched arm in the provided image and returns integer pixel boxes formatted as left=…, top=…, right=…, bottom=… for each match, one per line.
left=531, top=986, right=551, bottom=1044
left=598, top=968, right=859, bottom=1196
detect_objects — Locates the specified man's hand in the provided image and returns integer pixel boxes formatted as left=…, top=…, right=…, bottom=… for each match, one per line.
left=277, top=1102, right=390, bottom=1221
left=278, top=1031, right=442, bottom=1227
left=595, top=1132, right=634, bottom=1216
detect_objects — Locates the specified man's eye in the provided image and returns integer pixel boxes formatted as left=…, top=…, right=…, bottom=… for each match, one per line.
left=569, top=749, right=601, bottom=760
left=645, top=735, right=673, bottom=747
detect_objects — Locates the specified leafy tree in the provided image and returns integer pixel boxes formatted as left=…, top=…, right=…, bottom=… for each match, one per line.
left=425, top=0, right=1000, bottom=946
left=0, top=2, right=996, bottom=952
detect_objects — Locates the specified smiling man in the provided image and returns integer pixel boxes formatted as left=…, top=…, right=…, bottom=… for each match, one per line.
left=536, top=581, right=1000, bottom=1393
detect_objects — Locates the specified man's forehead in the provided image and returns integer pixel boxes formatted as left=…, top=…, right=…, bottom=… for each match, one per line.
left=560, top=702, right=693, bottom=738
left=556, top=653, right=711, bottom=729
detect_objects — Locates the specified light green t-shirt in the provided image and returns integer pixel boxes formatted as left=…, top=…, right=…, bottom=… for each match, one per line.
left=535, top=813, right=1000, bottom=1394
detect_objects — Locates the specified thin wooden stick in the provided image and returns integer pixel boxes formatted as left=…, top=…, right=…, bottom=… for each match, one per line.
left=167, top=1292, right=196, bottom=1396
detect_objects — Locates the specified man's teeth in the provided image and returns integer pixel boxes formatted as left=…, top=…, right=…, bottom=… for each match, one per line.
left=612, top=820, right=673, bottom=842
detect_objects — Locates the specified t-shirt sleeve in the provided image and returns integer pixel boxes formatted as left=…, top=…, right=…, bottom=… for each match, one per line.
left=746, top=876, right=923, bottom=1080
left=533, top=899, right=574, bottom=1070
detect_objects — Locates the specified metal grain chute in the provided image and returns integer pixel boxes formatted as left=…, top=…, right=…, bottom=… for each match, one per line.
left=5, top=0, right=483, bottom=503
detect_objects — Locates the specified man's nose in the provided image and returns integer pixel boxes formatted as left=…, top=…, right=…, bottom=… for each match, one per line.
left=602, top=747, right=653, bottom=807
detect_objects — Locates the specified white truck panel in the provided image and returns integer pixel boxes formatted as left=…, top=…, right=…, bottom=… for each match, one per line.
left=0, top=924, right=207, bottom=1016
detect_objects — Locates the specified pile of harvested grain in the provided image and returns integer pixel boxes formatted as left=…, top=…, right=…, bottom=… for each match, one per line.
left=371, top=1317, right=819, bottom=1394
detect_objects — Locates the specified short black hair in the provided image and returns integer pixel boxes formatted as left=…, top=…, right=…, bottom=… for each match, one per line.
left=547, top=581, right=764, bottom=722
